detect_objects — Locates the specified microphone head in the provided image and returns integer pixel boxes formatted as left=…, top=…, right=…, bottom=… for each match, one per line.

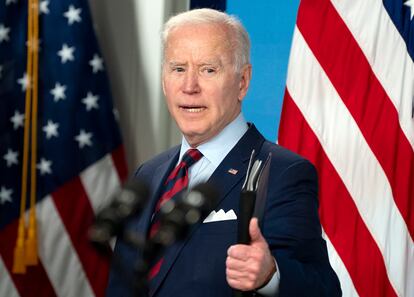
left=154, top=182, right=218, bottom=246
left=182, top=182, right=218, bottom=214
left=89, top=179, right=149, bottom=247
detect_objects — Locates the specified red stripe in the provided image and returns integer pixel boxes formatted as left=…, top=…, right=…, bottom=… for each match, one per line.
left=111, top=145, right=128, bottom=183
left=155, top=175, right=188, bottom=212
left=297, top=0, right=414, bottom=237
left=148, top=258, right=164, bottom=280
left=164, top=165, right=183, bottom=184
left=0, top=217, right=57, bottom=297
left=52, top=177, right=110, bottom=297
left=149, top=221, right=161, bottom=239
left=185, top=149, right=202, bottom=165
left=279, top=90, right=398, bottom=297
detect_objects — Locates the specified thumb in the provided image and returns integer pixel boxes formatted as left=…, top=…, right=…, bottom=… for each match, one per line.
left=249, top=217, right=266, bottom=244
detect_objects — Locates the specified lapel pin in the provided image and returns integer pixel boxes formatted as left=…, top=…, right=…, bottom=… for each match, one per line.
left=228, top=168, right=238, bottom=175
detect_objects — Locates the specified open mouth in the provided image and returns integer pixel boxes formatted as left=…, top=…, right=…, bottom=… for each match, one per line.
left=180, top=106, right=206, bottom=113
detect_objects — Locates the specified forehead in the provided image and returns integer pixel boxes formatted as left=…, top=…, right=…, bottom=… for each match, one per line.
left=164, top=23, right=233, bottom=62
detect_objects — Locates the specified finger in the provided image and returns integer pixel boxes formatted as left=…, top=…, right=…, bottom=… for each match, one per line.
left=226, top=256, right=249, bottom=271
left=226, top=276, right=245, bottom=290
left=249, top=217, right=265, bottom=244
left=227, top=245, right=250, bottom=260
left=225, top=266, right=247, bottom=279
left=226, top=271, right=256, bottom=291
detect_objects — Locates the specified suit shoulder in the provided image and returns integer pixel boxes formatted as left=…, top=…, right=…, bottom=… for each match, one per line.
left=260, top=140, right=315, bottom=172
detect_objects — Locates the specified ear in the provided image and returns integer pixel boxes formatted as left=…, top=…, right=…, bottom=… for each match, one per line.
left=238, top=64, right=252, bottom=102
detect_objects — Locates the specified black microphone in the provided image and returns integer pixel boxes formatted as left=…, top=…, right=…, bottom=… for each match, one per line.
left=134, top=183, right=218, bottom=295
left=151, top=183, right=218, bottom=247
left=88, top=179, right=149, bottom=251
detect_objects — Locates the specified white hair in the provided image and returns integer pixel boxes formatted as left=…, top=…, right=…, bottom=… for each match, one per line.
left=162, top=8, right=251, bottom=73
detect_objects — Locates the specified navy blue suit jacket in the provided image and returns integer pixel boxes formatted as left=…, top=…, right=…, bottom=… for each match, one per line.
left=106, top=125, right=341, bottom=297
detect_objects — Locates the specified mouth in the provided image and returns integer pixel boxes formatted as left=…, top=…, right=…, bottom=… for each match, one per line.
left=179, top=105, right=206, bottom=113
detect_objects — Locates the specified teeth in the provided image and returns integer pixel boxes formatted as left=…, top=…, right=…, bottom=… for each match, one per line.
left=183, top=107, right=204, bottom=113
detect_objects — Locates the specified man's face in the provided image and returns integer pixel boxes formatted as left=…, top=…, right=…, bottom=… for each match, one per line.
left=162, top=23, right=251, bottom=147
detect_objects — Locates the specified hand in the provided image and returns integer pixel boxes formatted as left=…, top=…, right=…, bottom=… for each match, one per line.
left=226, top=218, right=276, bottom=291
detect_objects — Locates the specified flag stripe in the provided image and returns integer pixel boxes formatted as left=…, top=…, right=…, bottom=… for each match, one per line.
left=280, top=89, right=397, bottom=297
left=331, top=0, right=414, bottom=149
left=38, top=196, right=95, bottom=297
left=0, top=219, right=57, bottom=297
left=0, top=256, right=20, bottom=297
left=111, top=145, right=128, bottom=183
left=322, top=230, right=359, bottom=297
left=297, top=0, right=414, bottom=241
left=52, top=177, right=110, bottom=297
left=80, top=152, right=122, bottom=213
left=284, top=26, right=414, bottom=296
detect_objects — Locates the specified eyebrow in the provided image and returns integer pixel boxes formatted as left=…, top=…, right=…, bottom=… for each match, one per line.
left=167, top=59, right=223, bottom=67
left=168, top=61, right=187, bottom=67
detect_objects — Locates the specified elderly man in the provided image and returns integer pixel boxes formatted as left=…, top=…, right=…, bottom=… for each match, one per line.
left=107, top=8, right=341, bottom=297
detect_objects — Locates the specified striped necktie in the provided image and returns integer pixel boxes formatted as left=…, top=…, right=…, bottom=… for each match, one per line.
left=147, top=148, right=203, bottom=281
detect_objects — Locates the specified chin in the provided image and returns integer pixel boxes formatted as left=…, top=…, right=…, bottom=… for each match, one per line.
left=181, top=129, right=211, bottom=146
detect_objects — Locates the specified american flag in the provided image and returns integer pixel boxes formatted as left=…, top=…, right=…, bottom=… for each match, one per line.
left=0, top=0, right=127, bottom=296
left=279, top=0, right=414, bottom=296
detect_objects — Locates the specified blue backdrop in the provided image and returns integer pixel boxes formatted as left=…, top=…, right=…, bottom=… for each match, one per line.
left=227, top=1, right=300, bottom=141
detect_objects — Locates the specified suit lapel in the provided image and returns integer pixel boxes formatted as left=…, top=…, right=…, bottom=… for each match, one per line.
left=150, top=125, right=265, bottom=296
left=209, top=124, right=264, bottom=208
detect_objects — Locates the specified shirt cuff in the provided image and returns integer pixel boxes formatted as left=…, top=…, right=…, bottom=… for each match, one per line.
left=256, top=257, right=280, bottom=296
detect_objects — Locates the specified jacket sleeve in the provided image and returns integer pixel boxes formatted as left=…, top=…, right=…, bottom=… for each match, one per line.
left=262, top=159, right=342, bottom=297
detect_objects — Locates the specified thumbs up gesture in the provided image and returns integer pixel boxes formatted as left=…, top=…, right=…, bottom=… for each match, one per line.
left=226, top=218, right=276, bottom=291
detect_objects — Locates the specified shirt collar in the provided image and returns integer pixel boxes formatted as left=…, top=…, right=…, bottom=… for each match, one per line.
left=180, top=113, right=248, bottom=167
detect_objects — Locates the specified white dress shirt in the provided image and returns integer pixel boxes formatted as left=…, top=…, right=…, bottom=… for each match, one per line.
left=179, top=112, right=248, bottom=189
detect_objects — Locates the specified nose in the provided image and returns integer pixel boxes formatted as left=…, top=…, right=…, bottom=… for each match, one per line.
left=182, top=70, right=201, bottom=94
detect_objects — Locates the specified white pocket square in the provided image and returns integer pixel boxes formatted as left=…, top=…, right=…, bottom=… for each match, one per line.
left=203, top=209, right=237, bottom=223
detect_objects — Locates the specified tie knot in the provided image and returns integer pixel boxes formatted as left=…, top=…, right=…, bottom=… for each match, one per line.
left=181, top=149, right=203, bottom=168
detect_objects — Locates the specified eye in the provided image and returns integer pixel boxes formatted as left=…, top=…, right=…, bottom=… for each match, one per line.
left=201, top=67, right=217, bottom=75
left=173, top=67, right=185, bottom=73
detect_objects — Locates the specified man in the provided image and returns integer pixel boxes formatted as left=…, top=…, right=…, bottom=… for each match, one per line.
left=107, top=8, right=341, bottom=297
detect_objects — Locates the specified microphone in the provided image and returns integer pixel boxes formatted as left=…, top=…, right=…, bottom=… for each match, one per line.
left=88, top=179, right=149, bottom=251
left=134, top=183, right=218, bottom=295
left=151, top=183, right=218, bottom=247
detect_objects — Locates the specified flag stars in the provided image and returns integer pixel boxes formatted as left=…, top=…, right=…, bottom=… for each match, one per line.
left=75, top=129, right=93, bottom=148
left=405, top=0, right=414, bottom=20
left=43, top=120, right=59, bottom=139
left=3, top=149, right=18, bottom=167
left=64, top=5, right=82, bottom=25
left=17, top=72, right=30, bottom=91
left=82, top=92, right=99, bottom=111
left=37, top=158, right=52, bottom=175
left=0, top=24, right=11, bottom=43
left=0, top=186, right=13, bottom=204
left=57, top=44, right=75, bottom=63
left=50, top=82, right=67, bottom=101
left=40, top=0, right=49, bottom=14
left=10, top=110, right=25, bottom=130
left=89, top=54, right=104, bottom=73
